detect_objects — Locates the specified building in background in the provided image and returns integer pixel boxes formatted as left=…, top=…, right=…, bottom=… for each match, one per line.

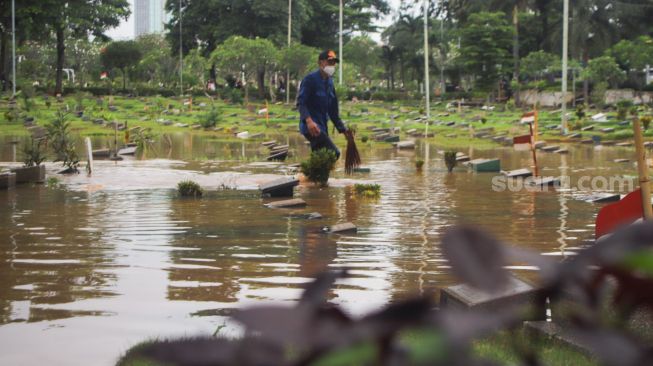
left=135, top=0, right=169, bottom=37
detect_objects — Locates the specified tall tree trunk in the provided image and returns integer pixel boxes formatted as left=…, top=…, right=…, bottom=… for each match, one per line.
left=55, top=26, right=65, bottom=95
left=536, top=0, right=550, bottom=52
left=582, top=47, right=589, bottom=105
left=257, top=69, right=266, bottom=99
left=122, top=68, right=127, bottom=90
left=0, top=30, right=6, bottom=91
left=210, top=63, right=217, bottom=81
left=512, top=5, right=521, bottom=106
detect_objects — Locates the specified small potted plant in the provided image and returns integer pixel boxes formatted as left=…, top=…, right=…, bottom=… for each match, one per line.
left=12, top=138, right=47, bottom=183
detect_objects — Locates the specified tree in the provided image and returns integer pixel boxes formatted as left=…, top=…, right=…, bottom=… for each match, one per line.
left=344, top=36, right=381, bottom=86
left=300, top=0, right=390, bottom=48
left=211, top=36, right=278, bottom=101
left=134, top=34, right=177, bottom=87
left=583, top=56, right=626, bottom=88
left=280, top=43, right=316, bottom=95
left=20, top=0, right=130, bottom=94
left=458, top=12, right=513, bottom=95
left=521, top=51, right=558, bottom=81
left=608, top=36, right=653, bottom=90
left=101, top=41, right=142, bottom=90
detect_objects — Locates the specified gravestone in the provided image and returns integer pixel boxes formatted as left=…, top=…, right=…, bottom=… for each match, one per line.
left=616, top=142, right=633, bottom=147
left=542, top=145, right=560, bottom=152
left=504, top=169, right=532, bottom=178
left=384, top=135, right=400, bottom=143
left=554, top=148, right=569, bottom=154
left=0, top=172, right=16, bottom=190
left=396, top=141, right=416, bottom=149
left=266, top=198, right=306, bottom=208
left=328, top=222, right=357, bottom=234
left=470, top=158, right=501, bottom=173
left=118, top=146, right=137, bottom=156
left=600, top=127, right=615, bottom=133
left=533, top=141, right=547, bottom=149
left=581, top=125, right=595, bottom=131
left=353, top=167, right=371, bottom=173
left=614, top=158, right=630, bottom=163
left=440, top=276, right=545, bottom=321
left=260, top=177, right=299, bottom=198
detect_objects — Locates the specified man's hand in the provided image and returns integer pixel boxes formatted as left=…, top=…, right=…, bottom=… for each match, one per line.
left=306, top=118, right=321, bottom=137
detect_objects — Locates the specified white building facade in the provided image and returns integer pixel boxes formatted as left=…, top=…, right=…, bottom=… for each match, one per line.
left=135, top=0, right=169, bottom=37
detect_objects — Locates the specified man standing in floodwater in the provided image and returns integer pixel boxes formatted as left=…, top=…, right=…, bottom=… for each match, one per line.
left=297, top=50, right=348, bottom=159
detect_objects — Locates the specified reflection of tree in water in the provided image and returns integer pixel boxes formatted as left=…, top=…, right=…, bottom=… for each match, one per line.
left=0, top=188, right=116, bottom=323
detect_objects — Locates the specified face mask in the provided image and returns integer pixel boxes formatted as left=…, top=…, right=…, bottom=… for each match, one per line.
left=323, top=65, right=336, bottom=77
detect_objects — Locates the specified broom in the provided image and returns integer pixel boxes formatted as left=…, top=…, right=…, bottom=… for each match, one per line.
left=344, top=128, right=361, bottom=175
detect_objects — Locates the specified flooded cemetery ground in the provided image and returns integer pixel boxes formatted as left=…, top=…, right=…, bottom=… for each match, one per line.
left=0, top=132, right=642, bottom=365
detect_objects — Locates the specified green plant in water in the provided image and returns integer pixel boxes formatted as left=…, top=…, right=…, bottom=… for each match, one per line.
left=45, top=110, right=79, bottom=173
left=177, top=180, right=203, bottom=197
left=22, top=138, right=47, bottom=167
left=444, top=151, right=457, bottom=173
left=46, top=177, right=60, bottom=188
left=354, top=183, right=381, bottom=198
left=415, top=159, right=424, bottom=170
left=300, top=148, right=337, bottom=187
left=131, top=128, right=155, bottom=150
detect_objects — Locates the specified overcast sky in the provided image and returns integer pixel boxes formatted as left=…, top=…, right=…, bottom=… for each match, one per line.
left=105, top=0, right=404, bottom=42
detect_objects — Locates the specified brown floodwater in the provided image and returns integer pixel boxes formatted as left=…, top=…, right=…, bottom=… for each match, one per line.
left=0, top=133, right=641, bottom=365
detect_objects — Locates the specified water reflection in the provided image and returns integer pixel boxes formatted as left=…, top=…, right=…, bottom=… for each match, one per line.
left=0, top=134, right=638, bottom=364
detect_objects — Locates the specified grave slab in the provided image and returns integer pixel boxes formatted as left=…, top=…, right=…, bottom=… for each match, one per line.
left=266, top=198, right=306, bottom=208
left=0, top=172, right=16, bottom=190
left=329, top=222, right=357, bottom=234
left=504, top=169, right=533, bottom=178
left=260, top=177, right=299, bottom=198
left=440, top=276, right=545, bottom=321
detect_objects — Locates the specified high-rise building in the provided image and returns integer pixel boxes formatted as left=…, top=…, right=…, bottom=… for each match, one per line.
left=134, top=0, right=169, bottom=37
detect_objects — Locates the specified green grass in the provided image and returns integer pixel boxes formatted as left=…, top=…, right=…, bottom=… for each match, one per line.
left=474, top=331, right=597, bottom=366
left=1, top=94, right=646, bottom=150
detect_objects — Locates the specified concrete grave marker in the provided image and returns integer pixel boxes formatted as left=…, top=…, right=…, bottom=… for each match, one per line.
left=266, top=198, right=307, bottom=208
left=260, top=177, right=299, bottom=198
left=440, top=276, right=545, bottom=321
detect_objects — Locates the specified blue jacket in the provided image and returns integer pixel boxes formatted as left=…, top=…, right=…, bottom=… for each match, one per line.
left=297, top=69, right=346, bottom=136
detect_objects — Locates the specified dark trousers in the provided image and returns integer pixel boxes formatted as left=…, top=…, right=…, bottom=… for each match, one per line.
left=303, top=132, right=341, bottom=159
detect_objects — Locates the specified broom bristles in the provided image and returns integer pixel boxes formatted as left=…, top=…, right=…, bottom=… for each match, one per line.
left=344, top=130, right=361, bottom=175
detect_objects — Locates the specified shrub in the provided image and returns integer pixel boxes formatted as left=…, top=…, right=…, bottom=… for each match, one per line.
left=617, top=100, right=634, bottom=120
left=22, top=138, right=46, bottom=167
left=177, top=180, right=203, bottom=197
left=361, top=135, right=369, bottom=143
left=415, top=159, right=424, bottom=170
left=444, top=151, right=457, bottom=173
left=225, top=88, right=243, bottom=105
left=45, top=110, right=79, bottom=173
left=575, top=104, right=586, bottom=120
left=300, top=148, right=337, bottom=187
left=641, top=115, right=652, bottom=130
left=199, top=106, right=221, bottom=128
left=354, top=183, right=381, bottom=198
